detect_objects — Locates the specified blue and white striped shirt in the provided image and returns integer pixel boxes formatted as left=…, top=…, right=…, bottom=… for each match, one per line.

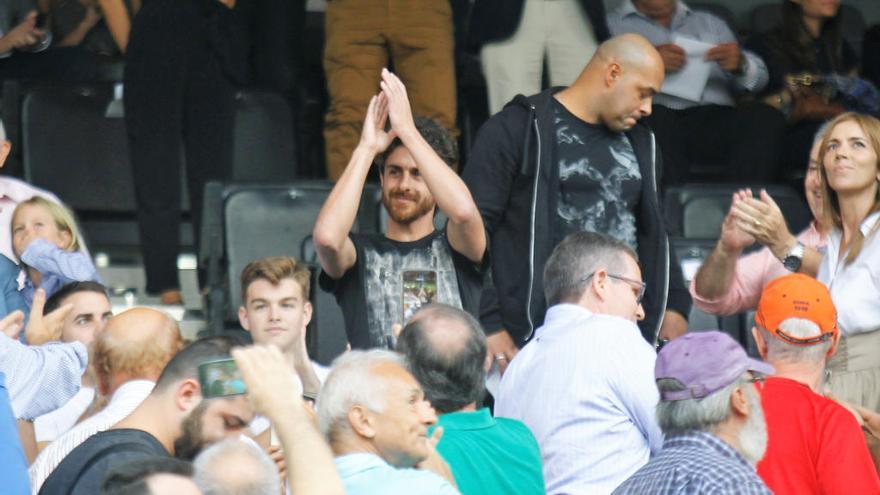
left=496, top=304, right=663, bottom=495
left=613, top=431, right=772, bottom=494
left=0, top=335, right=87, bottom=420
left=608, top=1, right=768, bottom=109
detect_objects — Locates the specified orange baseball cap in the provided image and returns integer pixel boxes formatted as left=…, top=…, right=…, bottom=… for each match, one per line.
left=756, top=274, right=838, bottom=345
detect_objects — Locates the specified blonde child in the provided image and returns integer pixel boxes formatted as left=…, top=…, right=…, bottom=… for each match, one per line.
left=11, top=197, right=100, bottom=308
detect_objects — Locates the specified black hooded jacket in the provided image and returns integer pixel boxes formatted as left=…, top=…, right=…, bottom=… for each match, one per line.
left=462, top=88, right=691, bottom=345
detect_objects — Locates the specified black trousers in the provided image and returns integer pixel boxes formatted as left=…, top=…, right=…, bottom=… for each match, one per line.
left=647, top=102, right=787, bottom=188
left=124, top=0, right=235, bottom=294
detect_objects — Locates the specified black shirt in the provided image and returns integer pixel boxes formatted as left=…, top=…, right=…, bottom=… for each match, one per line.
left=552, top=98, right=642, bottom=249
left=39, top=428, right=168, bottom=495
left=319, top=230, right=484, bottom=349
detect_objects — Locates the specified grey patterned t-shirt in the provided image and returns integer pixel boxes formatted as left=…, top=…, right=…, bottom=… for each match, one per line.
left=552, top=98, right=641, bottom=250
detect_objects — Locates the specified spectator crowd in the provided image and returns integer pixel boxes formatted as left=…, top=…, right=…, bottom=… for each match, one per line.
left=1, top=0, right=880, bottom=494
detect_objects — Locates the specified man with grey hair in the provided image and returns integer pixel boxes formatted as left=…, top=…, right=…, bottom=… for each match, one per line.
left=495, top=231, right=662, bottom=494
left=750, top=274, right=880, bottom=493
left=193, top=439, right=281, bottom=495
left=614, top=330, right=773, bottom=494
left=316, top=349, right=459, bottom=494
left=397, top=304, right=544, bottom=494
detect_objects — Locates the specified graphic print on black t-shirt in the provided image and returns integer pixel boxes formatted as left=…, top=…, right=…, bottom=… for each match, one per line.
left=361, top=235, right=462, bottom=345
left=319, top=230, right=483, bottom=350
left=552, top=99, right=641, bottom=249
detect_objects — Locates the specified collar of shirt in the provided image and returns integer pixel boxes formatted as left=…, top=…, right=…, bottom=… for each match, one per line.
left=828, top=210, right=880, bottom=247
left=860, top=210, right=880, bottom=236
left=335, top=452, right=394, bottom=479
left=619, top=0, right=692, bottom=27
left=437, top=408, right=495, bottom=432
left=109, top=380, right=155, bottom=405
left=664, top=430, right=753, bottom=468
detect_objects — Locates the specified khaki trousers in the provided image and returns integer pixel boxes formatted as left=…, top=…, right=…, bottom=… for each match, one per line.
left=827, top=330, right=880, bottom=411
left=480, top=0, right=599, bottom=115
left=323, top=0, right=457, bottom=180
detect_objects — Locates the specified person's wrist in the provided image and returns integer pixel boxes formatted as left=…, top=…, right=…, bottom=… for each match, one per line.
left=771, top=234, right=797, bottom=261
left=396, top=125, right=420, bottom=145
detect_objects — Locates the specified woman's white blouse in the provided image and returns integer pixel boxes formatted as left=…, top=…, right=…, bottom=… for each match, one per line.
left=818, top=211, right=880, bottom=336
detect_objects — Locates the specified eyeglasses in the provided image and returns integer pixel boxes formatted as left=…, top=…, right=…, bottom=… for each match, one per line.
left=747, top=374, right=766, bottom=391
left=581, top=272, right=646, bottom=303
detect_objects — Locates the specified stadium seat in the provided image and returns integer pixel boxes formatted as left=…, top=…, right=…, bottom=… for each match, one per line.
left=199, top=180, right=381, bottom=363
left=664, top=183, right=812, bottom=240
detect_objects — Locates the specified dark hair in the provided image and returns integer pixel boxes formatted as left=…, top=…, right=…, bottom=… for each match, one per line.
left=378, top=116, right=457, bottom=171
left=778, top=0, right=844, bottom=73
left=44, top=281, right=109, bottom=315
left=396, top=304, right=486, bottom=413
left=154, top=337, right=237, bottom=393
left=543, top=231, right=637, bottom=306
left=101, top=456, right=193, bottom=495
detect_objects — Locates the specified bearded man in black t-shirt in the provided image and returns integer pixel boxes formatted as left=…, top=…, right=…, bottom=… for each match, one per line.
left=314, top=69, right=487, bottom=350
left=39, top=337, right=254, bottom=495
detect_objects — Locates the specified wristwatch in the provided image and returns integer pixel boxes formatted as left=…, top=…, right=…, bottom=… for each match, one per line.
left=782, top=241, right=805, bottom=272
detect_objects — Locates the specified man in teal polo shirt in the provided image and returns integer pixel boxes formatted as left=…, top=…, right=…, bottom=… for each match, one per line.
left=397, top=303, right=544, bottom=495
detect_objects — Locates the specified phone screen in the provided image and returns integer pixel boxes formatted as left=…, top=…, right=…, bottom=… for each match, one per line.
left=198, top=358, right=247, bottom=398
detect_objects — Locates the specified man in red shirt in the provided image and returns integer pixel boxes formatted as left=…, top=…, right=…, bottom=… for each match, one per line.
left=752, top=273, right=880, bottom=494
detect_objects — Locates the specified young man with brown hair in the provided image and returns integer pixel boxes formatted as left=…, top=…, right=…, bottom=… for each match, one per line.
left=238, top=256, right=328, bottom=441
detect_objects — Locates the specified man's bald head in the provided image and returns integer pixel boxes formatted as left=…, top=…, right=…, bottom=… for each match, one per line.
left=396, top=304, right=487, bottom=414
left=593, top=33, right=664, bottom=74
left=565, top=33, right=665, bottom=132
left=193, top=439, right=280, bottom=495
left=93, top=308, right=184, bottom=394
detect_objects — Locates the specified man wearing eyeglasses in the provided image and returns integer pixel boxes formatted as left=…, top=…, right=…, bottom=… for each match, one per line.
left=750, top=274, right=880, bottom=494
left=495, top=231, right=662, bottom=494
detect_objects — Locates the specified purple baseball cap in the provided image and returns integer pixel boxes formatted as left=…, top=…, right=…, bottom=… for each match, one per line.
left=655, top=330, right=774, bottom=401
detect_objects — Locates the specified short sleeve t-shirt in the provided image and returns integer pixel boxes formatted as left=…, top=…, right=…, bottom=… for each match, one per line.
left=757, top=377, right=880, bottom=495
left=38, top=428, right=168, bottom=495
left=319, top=230, right=483, bottom=349
left=552, top=98, right=641, bottom=250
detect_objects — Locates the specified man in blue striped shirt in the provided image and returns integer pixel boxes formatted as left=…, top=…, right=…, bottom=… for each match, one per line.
left=496, top=232, right=663, bottom=494
left=614, top=331, right=773, bottom=494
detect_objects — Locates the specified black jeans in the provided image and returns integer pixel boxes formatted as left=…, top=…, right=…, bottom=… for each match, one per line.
left=648, top=102, right=787, bottom=188
left=124, top=0, right=235, bottom=294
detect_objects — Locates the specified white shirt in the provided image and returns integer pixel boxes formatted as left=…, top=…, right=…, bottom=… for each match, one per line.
left=29, top=379, right=155, bottom=494
left=248, top=361, right=329, bottom=436
left=496, top=304, right=663, bottom=495
left=34, top=385, right=95, bottom=443
left=818, top=211, right=880, bottom=336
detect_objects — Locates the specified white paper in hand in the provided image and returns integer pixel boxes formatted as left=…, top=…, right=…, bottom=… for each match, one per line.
left=660, top=35, right=716, bottom=103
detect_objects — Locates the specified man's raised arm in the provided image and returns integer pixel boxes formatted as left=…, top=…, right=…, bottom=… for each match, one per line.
left=313, top=92, right=396, bottom=279
left=380, top=69, right=486, bottom=263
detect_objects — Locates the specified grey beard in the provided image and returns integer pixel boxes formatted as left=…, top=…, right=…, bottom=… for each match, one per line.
left=737, top=386, right=769, bottom=465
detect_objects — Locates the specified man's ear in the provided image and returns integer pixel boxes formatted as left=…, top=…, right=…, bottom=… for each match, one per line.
left=827, top=332, right=840, bottom=359
left=302, top=300, right=314, bottom=329
left=174, top=378, right=202, bottom=413
left=730, top=384, right=750, bottom=418
left=751, top=327, right=768, bottom=359
left=0, top=141, right=11, bottom=168
left=348, top=405, right=376, bottom=439
left=591, top=268, right=609, bottom=302
left=605, top=62, right=623, bottom=88
left=238, top=306, right=251, bottom=332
